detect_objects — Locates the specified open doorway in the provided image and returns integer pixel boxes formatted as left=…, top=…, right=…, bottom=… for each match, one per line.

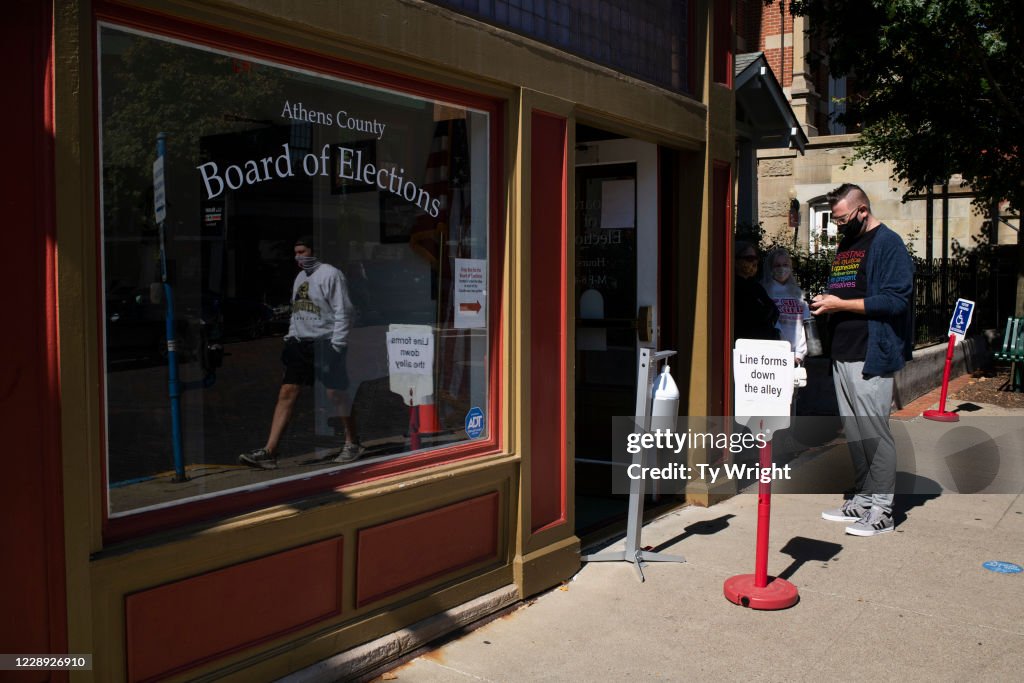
left=573, top=126, right=678, bottom=536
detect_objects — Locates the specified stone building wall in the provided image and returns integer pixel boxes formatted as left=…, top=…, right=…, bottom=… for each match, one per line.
left=756, top=136, right=1013, bottom=258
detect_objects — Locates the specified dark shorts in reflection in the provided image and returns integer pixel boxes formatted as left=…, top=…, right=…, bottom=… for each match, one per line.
left=281, top=338, right=349, bottom=390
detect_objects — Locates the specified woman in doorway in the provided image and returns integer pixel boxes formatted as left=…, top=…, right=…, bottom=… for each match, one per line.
left=762, top=247, right=810, bottom=364
left=733, top=240, right=781, bottom=341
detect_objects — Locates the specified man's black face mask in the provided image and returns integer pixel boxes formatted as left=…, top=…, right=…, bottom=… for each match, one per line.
left=839, top=210, right=864, bottom=237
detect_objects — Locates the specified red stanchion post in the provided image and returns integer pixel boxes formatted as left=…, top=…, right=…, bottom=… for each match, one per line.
left=924, top=333, right=959, bottom=422
left=753, top=437, right=772, bottom=588
left=723, top=421, right=799, bottom=610
left=409, top=394, right=421, bottom=450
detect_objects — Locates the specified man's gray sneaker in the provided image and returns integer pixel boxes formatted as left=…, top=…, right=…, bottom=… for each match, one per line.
left=333, top=442, right=365, bottom=464
left=821, top=500, right=868, bottom=522
left=239, top=447, right=277, bottom=470
left=845, top=507, right=894, bottom=536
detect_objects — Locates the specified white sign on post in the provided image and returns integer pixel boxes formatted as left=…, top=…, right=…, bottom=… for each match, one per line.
left=387, top=324, right=434, bottom=406
left=733, top=339, right=795, bottom=432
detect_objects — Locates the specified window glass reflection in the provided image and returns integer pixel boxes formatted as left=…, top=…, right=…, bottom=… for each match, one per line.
left=100, top=26, right=492, bottom=517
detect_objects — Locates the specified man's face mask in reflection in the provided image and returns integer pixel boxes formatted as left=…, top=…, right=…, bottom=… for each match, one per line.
left=295, top=254, right=320, bottom=271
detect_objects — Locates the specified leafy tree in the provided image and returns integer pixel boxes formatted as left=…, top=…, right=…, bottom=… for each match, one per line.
left=785, top=0, right=1023, bottom=210
left=781, top=0, right=1024, bottom=312
left=101, top=29, right=283, bottom=235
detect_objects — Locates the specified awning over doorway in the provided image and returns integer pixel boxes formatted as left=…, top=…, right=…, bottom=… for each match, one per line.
left=735, top=52, right=808, bottom=152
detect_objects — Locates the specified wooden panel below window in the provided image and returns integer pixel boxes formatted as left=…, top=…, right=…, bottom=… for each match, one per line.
left=356, top=492, right=500, bottom=607
left=125, top=537, right=343, bottom=682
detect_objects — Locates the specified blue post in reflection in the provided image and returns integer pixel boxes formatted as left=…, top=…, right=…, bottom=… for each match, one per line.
left=156, top=132, right=187, bottom=482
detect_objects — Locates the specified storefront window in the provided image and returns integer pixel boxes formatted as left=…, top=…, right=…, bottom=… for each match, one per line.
left=99, top=25, right=495, bottom=518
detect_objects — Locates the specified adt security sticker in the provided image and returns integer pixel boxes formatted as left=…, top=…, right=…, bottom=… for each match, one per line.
left=465, top=407, right=485, bottom=439
left=982, top=561, right=1022, bottom=574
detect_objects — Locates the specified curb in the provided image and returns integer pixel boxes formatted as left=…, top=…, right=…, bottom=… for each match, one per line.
left=280, top=586, right=521, bottom=683
left=892, top=371, right=975, bottom=419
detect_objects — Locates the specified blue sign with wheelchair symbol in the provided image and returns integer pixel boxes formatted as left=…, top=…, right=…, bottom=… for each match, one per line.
left=465, top=407, right=485, bottom=439
left=948, top=298, right=975, bottom=337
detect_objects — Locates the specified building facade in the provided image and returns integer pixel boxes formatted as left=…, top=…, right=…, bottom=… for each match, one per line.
left=5, top=1, right=738, bottom=680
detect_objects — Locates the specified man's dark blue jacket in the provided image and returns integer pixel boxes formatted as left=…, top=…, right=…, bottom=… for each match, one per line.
left=859, top=224, right=915, bottom=376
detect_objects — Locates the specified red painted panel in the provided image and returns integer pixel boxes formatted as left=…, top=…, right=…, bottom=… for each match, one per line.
left=0, top=2, right=68, bottom=679
left=529, top=112, right=568, bottom=532
left=125, top=537, right=343, bottom=682
left=356, top=492, right=500, bottom=607
left=712, top=162, right=733, bottom=416
left=713, top=0, right=734, bottom=86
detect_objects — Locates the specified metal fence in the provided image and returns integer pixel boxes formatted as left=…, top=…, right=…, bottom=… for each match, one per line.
left=913, top=247, right=1017, bottom=347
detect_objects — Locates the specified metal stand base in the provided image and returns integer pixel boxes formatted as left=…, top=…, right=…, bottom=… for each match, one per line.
left=582, top=548, right=684, bottom=582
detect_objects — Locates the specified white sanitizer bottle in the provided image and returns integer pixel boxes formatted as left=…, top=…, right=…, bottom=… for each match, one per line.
left=651, top=364, right=680, bottom=432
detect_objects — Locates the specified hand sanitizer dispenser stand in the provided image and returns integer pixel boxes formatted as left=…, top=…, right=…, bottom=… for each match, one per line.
left=581, top=348, right=685, bottom=582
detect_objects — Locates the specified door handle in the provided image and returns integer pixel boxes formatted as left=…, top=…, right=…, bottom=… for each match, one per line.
left=637, top=305, right=654, bottom=343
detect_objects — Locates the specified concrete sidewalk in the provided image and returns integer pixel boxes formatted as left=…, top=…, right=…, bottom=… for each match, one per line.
left=373, top=385, right=1024, bottom=682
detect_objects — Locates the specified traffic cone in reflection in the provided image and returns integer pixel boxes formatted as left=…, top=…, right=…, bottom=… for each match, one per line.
left=418, top=402, right=440, bottom=434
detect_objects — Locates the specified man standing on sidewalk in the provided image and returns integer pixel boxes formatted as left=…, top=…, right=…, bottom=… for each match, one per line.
left=811, top=183, right=914, bottom=536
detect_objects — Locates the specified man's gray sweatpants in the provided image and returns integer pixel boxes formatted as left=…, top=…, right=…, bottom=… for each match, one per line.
left=832, top=360, right=896, bottom=513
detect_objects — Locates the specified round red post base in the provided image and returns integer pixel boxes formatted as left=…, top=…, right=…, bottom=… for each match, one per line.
left=723, top=574, right=799, bottom=610
left=923, top=409, right=959, bottom=422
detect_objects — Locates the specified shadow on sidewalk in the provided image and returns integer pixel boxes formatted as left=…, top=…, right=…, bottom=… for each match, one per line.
left=890, top=472, right=942, bottom=526
left=777, top=536, right=843, bottom=581
left=648, top=514, right=736, bottom=554
left=893, top=494, right=941, bottom=527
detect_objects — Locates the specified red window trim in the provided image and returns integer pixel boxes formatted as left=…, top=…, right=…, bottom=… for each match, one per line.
left=688, top=0, right=698, bottom=96
left=712, top=0, right=734, bottom=87
left=92, top=2, right=506, bottom=544
left=712, top=160, right=733, bottom=416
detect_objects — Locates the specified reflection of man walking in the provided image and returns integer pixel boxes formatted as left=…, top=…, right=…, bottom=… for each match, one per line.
left=811, top=184, right=913, bottom=536
left=240, top=236, right=363, bottom=469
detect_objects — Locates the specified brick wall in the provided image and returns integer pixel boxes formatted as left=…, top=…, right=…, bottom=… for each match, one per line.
left=736, top=0, right=761, bottom=52
left=759, top=0, right=790, bottom=87
left=739, top=0, right=849, bottom=134
left=736, top=0, right=792, bottom=87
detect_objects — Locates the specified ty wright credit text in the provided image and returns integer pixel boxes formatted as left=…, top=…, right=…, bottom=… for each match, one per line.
left=625, top=428, right=792, bottom=484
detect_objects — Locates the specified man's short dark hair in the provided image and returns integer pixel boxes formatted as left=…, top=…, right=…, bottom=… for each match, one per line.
left=295, top=235, right=315, bottom=252
left=827, top=183, right=868, bottom=209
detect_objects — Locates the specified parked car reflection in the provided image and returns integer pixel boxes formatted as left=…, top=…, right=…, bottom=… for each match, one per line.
left=105, top=285, right=210, bottom=368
